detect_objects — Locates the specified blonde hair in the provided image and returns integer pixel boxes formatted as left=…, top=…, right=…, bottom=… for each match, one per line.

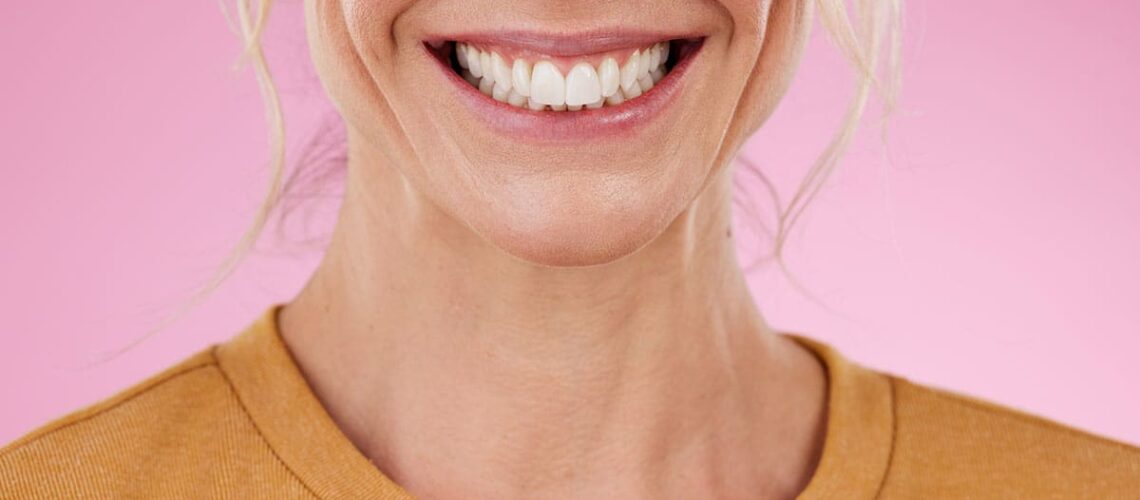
left=739, top=0, right=902, bottom=309
left=112, top=0, right=901, bottom=356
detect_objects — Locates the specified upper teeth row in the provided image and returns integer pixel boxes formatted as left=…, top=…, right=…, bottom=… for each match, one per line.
left=456, top=41, right=670, bottom=111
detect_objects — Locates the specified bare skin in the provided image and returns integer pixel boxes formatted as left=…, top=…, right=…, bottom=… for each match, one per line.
left=281, top=0, right=827, bottom=498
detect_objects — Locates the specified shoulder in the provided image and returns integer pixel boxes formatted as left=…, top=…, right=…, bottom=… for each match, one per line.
left=0, top=347, right=311, bottom=498
left=2, top=349, right=220, bottom=454
left=881, top=375, right=1140, bottom=497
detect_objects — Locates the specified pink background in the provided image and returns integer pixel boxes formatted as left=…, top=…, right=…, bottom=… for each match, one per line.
left=2, top=1, right=1138, bottom=446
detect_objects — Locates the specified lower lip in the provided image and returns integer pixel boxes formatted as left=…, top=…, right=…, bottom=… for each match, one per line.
left=429, top=40, right=704, bottom=145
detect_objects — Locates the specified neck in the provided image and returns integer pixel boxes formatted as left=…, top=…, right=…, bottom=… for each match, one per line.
left=279, top=133, right=828, bottom=499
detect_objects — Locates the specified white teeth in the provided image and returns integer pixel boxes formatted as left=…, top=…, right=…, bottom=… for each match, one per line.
left=454, top=41, right=671, bottom=111
left=491, top=52, right=512, bottom=91
left=530, top=61, right=566, bottom=106
left=478, top=77, right=495, bottom=96
left=620, top=50, right=641, bottom=93
left=649, top=44, right=661, bottom=70
left=623, top=79, right=643, bottom=99
left=462, top=48, right=481, bottom=78
left=565, top=62, right=601, bottom=106
left=512, top=58, right=531, bottom=97
left=637, top=74, right=654, bottom=94
left=507, top=89, right=528, bottom=107
left=599, top=57, right=619, bottom=97
left=460, top=68, right=479, bottom=87
left=492, top=82, right=511, bottom=102
left=456, top=44, right=469, bottom=69
left=480, top=52, right=494, bottom=86
left=465, top=46, right=483, bottom=77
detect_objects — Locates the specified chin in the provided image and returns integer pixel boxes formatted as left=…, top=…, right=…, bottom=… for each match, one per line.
left=467, top=182, right=678, bottom=268
left=493, top=220, right=658, bottom=268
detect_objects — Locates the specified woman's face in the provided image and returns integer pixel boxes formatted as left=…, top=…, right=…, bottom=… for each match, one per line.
left=305, top=0, right=812, bottom=266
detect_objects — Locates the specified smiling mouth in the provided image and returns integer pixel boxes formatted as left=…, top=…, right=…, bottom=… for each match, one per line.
left=425, top=38, right=704, bottom=112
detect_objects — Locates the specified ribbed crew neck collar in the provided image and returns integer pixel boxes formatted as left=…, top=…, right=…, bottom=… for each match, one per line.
left=216, top=305, right=894, bottom=499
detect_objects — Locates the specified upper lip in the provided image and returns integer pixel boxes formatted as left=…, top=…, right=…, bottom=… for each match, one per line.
left=424, top=29, right=703, bottom=57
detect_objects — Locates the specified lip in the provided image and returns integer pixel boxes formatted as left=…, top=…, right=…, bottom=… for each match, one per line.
left=425, top=29, right=704, bottom=57
left=423, top=33, right=706, bottom=145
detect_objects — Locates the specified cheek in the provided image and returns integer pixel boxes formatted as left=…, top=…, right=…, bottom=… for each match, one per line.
left=305, top=2, right=388, bottom=130
left=721, top=0, right=775, bottom=31
left=305, top=0, right=426, bottom=165
left=717, top=0, right=810, bottom=146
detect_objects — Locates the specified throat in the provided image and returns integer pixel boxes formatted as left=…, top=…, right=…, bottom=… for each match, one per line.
left=279, top=270, right=823, bottom=499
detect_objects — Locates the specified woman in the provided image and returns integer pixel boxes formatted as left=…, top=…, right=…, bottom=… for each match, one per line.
left=3, top=0, right=1138, bottom=498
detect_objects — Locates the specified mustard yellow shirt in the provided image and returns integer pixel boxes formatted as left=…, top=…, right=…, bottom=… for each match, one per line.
left=3, top=305, right=1138, bottom=498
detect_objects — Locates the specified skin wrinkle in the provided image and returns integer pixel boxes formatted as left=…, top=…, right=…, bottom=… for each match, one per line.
left=283, top=0, right=828, bottom=498
left=718, top=0, right=807, bottom=183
